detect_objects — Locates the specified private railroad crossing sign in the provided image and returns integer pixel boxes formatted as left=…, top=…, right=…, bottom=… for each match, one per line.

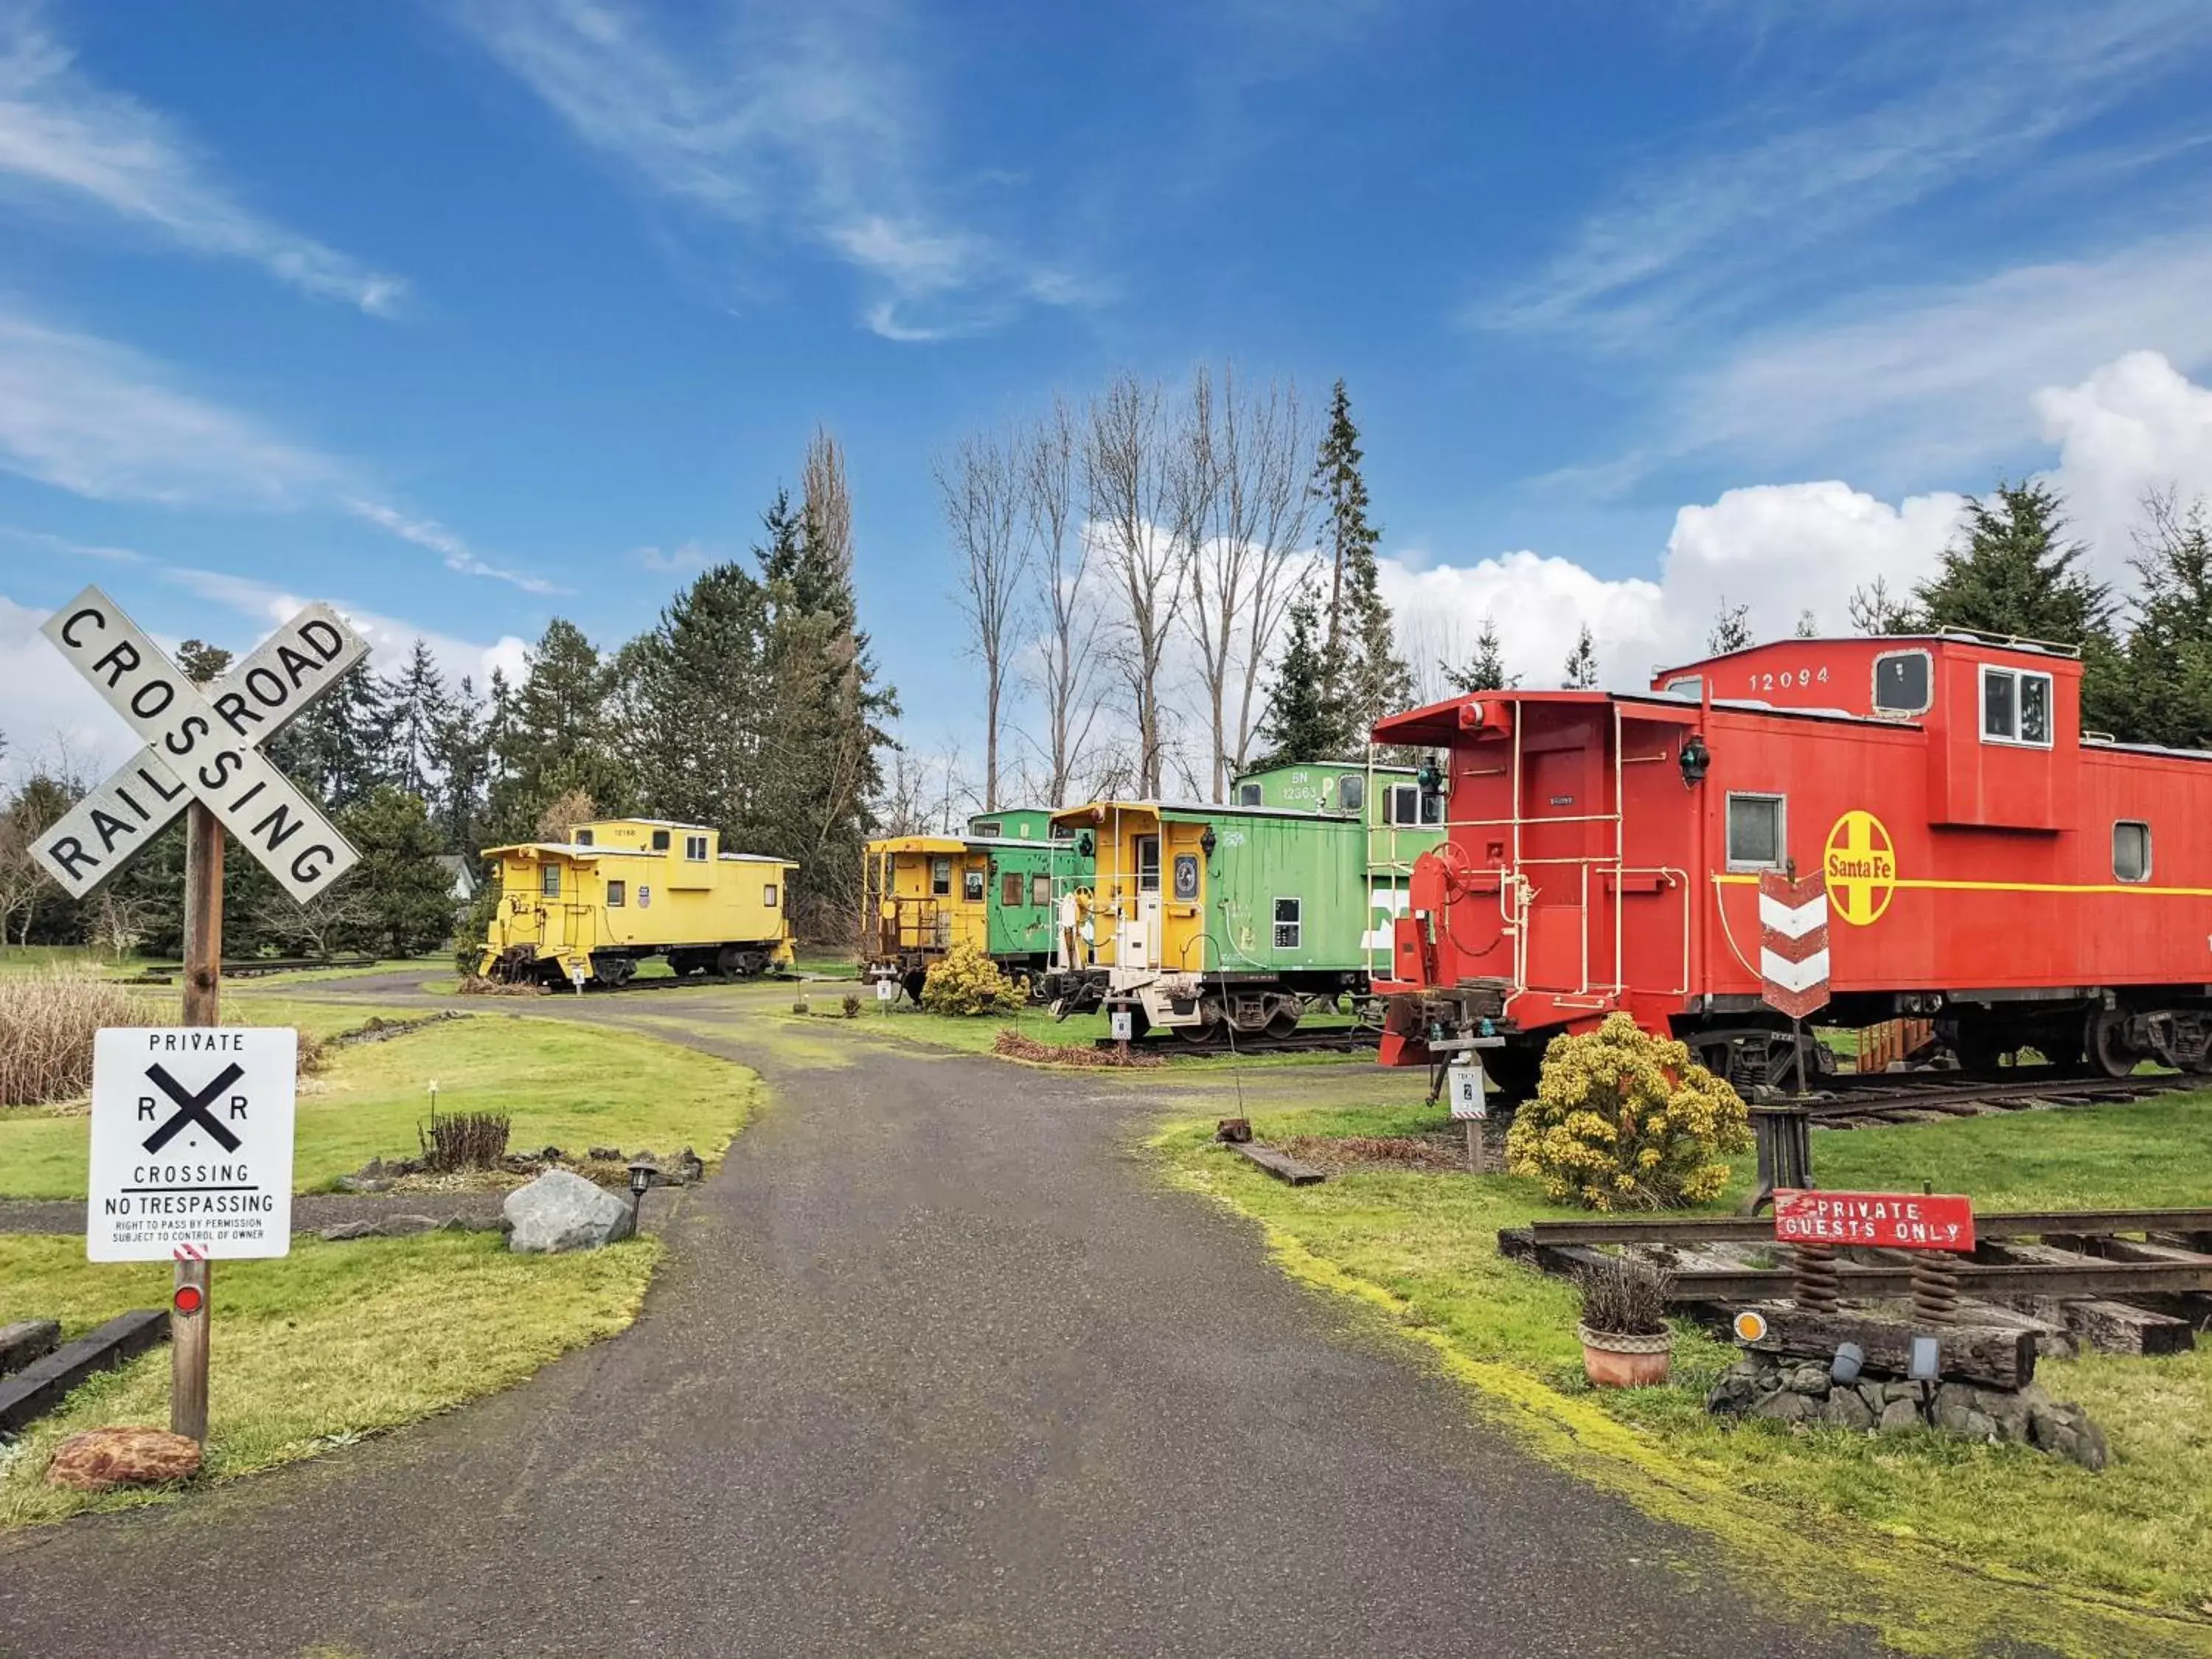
left=1758, top=868, right=1831, bottom=1020
left=87, top=1027, right=296, bottom=1262
left=34, top=585, right=368, bottom=902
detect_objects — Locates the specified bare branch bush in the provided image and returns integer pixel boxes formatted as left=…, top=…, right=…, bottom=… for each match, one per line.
left=936, top=426, right=1032, bottom=810
left=1023, top=395, right=1105, bottom=805
left=1086, top=372, right=1184, bottom=797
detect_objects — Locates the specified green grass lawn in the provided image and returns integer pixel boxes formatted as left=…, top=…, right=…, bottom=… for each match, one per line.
left=1161, top=1092, right=2212, bottom=1656
left=0, top=1230, right=660, bottom=1527
left=799, top=998, right=1366, bottom=1070
left=0, top=945, right=141, bottom=978
left=0, top=1012, right=759, bottom=1198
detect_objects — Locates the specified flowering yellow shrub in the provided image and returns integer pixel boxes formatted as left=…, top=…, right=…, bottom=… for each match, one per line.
left=1503, top=1012, right=1750, bottom=1211
left=919, top=940, right=1023, bottom=1016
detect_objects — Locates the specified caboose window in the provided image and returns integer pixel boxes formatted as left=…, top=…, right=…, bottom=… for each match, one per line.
left=574, top=827, right=594, bottom=846
left=2114, top=821, right=2150, bottom=883
left=1237, top=783, right=1263, bottom=806
left=651, top=830, right=670, bottom=851
left=605, top=880, right=625, bottom=906
left=1002, top=872, right=1022, bottom=907
left=540, top=863, right=561, bottom=897
left=684, top=834, right=709, bottom=860
left=1725, top=793, right=1784, bottom=870
left=1135, top=835, right=1161, bottom=892
left=1872, top=650, right=1930, bottom=715
left=1981, top=666, right=2053, bottom=747
left=931, top=858, right=952, bottom=897
left=763, top=883, right=778, bottom=908
left=1273, top=897, right=1302, bottom=950
left=1387, top=784, right=1419, bottom=826
left=1030, top=873, right=1052, bottom=907
left=1337, top=775, right=1366, bottom=813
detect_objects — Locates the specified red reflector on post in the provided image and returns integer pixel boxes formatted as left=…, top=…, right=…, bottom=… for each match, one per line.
left=173, top=1284, right=204, bottom=1315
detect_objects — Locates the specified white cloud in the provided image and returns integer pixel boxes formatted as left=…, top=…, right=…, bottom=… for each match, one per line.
left=342, top=498, right=567, bottom=595
left=2034, top=350, right=2212, bottom=582
left=0, top=308, right=344, bottom=505
left=629, top=540, right=710, bottom=574
left=0, top=1, right=406, bottom=314
left=456, top=0, right=1094, bottom=339
left=1384, top=351, right=2212, bottom=695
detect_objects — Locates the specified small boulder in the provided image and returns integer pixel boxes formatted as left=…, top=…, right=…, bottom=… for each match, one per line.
left=1877, top=1399, right=1923, bottom=1433
left=375, top=1214, right=441, bottom=1238
left=1786, top=1364, right=1831, bottom=1399
left=588, top=1146, right=622, bottom=1163
left=1750, top=1389, right=1809, bottom=1424
left=1822, top=1388, right=1875, bottom=1431
left=317, top=1220, right=378, bottom=1242
left=0, top=1318, right=60, bottom=1377
left=666, top=1147, right=705, bottom=1186
left=46, top=1427, right=201, bottom=1491
left=504, top=1168, right=637, bottom=1253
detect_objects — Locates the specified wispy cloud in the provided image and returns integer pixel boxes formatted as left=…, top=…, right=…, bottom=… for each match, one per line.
left=0, top=307, right=344, bottom=504
left=1482, top=0, right=2212, bottom=347
left=629, top=540, right=710, bottom=574
left=343, top=498, right=567, bottom=595
left=0, top=1, right=407, bottom=314
left=456, top=0, right=1097, bottom=341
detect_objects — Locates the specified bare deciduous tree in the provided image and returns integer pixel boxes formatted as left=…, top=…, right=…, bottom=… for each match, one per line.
left=936, top=427, right=1031, bottom=810
left=1086, top=372, right=1185, bottom=797
left=1024, top=395, right=1102, bottom=806
left=1175, top=363, right=1313, bottom=798
left=802, top=425, right=853, bottom=579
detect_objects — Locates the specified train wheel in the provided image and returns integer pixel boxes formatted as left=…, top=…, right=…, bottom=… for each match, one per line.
left=2085, top=1009, right=2135, bottom=1079
left=1263, top=1007, right=1301, bottom=1040
left=1950, top=1026, right=2007, bottom=1074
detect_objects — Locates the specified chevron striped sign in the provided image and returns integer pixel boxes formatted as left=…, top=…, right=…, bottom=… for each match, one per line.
left=1759, top=869, right=1831, bottom=1019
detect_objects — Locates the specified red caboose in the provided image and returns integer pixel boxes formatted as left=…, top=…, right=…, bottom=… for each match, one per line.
left=1374, top=630, right=2212, bottom=1097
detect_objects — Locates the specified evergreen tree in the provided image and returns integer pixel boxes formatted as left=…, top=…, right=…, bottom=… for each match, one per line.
left=389, top=640, right=452, bottom=801
left=2112, top=493, right=2212, bottom=748
left=1795, top=609, right=1820, bottom=639
left=269, top=661, right=394, bottom=812
left=337, top=787, right=458, bottom=956
left=1846, top=575, right=1918, bottom=635
left=428, top=675, right=493, bottom=857
left=1311, top=380, right=1411, bottom=731
left=1708, top=597, right=1753, bottom=654
left=627, top=559, right=774, bottom=834
left=1443, top=613, right=1516, bottom=692
left=1914, top=479, right=2121, bottom=728
left=1562, top=625, right=1599, bottom=689
left=1255, top=587, right=1348, bottom=763
left=485, top=620, right=630, bottom=842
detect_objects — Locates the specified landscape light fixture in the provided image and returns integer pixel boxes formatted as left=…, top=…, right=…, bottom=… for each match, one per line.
left=1907, top=1335, right=1941, bottom=1382
left=627, top=1156, right=657, bottom=1226
left=1829, top=1342, right=1864, bottom=1386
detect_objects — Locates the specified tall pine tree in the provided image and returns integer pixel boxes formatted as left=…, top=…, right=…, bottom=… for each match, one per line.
left=389, top=641, right=452, bottom=802
left=1562, top=625, right=1599, bottom=689
left=2112, top=492, right=2212, bottom=748
left=1312, top=380, right=1411, bottom=736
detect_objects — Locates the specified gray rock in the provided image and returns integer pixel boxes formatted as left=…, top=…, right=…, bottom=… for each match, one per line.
left=0, top=1318, right=60, bottom=1377
left=2072, top=1419, right=2109, bottom=1472
left=588, top=1146, right=622, bottom=1162
left=1786, top=1364, right=1831, bottom=1399
left=1821, top=1388, right=1875, bottom=1431
left=665, top=1147, right=706, bottom=1186
left=504, top=1168, right=637, bottom=1254
left=317, top=1220, right=379, bottom=1242
left=1933, top=1382, right=1978, bottom=1435
left=1878, top=1399, right=1924, bottom=1433
left=375, top=1214, right=442, bottom=1238
left=1855, top=1380, right=1889, bottom=1416
left=1750, top=1389, right=1810, bottom=1424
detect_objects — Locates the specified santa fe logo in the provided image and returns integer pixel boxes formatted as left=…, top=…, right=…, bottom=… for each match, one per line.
left=88, top=1027, right=297, bottom=1262
left=32, top=585, right=369, bottom=903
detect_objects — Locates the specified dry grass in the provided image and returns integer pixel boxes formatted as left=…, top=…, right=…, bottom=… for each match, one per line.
left=992, top=1029, right=1164, bottom=1068
left=0, top=967, right=159, bottom=1106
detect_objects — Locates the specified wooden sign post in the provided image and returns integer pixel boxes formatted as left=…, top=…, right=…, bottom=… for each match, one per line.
left=35, top=586, right=366, bottom=1442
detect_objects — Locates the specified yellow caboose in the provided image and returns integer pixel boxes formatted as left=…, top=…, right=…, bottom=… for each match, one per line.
left=860, top=835, right=991, bottom=999
left=479, top=818, right=796, bottom=987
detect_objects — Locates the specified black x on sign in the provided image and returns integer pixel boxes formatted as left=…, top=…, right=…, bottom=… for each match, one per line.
left=139, top=1062, right=246, bottom=1155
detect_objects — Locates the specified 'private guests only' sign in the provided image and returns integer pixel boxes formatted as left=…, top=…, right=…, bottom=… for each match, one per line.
left=1772, top=1189, right=1975, bottom=1253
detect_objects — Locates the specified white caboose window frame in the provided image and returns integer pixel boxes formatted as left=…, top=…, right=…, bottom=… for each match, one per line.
left=2113, top=821, right=2151, bottom=884
left=684, top=833, right=709, bottom=860
left=762, top=883, right=779, bottom=908
left=1980, top=666, right=2054, bottom=748
left=540, top=863, right=562, bottom=897
left=1725, top=792, right=1786, bottom=872
left=1272, top=897, right=1302, bottom=950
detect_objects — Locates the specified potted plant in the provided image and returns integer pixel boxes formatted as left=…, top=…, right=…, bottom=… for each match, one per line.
left=1575, top=1256, right=1675, bottom=1388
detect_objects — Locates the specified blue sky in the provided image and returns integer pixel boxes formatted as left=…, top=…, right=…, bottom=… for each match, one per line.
left=6, top=0, right=2212, bottom=789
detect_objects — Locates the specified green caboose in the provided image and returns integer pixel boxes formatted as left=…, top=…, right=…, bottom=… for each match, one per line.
left=1043, top=765, right=1445, bottom=1041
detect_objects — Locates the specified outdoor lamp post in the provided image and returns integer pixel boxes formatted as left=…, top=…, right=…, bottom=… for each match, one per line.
left=627, top=1156, right=657, bottom=1229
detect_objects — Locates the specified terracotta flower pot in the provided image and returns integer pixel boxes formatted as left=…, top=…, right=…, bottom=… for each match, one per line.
left=1577, top=1322, right=1673, bottom=1388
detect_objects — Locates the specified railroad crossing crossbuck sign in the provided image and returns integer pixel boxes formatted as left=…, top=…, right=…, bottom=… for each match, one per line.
left=1758, top=868, right=1831, bottom=1020
left=87, top=1027, right=297, bottom=1262
left=34, top=586, right=368, bottom=902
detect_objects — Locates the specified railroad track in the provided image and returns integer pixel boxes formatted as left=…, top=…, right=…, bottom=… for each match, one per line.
left=1093, top=1026, right=1382, bottom=1057
left=1792, top=1066, right=2202, bottom=1128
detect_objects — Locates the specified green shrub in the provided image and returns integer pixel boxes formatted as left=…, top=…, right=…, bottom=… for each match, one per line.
left=919, top=941, right=1021, bottom=1017
left=1503, top=1012, right=1751, bottom=1211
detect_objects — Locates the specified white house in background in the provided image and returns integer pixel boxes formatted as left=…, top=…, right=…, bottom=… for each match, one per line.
left=434, top=855, right=480, bottom=905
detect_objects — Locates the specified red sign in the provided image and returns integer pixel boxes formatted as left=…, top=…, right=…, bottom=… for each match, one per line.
left=1758, top=869, right=1830, bottom=1020
left=1773, top=1189, right=1975, bottom=1252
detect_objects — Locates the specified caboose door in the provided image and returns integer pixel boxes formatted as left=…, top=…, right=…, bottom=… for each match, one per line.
left=1519, top=722, right=1604, bottom=994
left=1121, top=834, right=1162, bottom=969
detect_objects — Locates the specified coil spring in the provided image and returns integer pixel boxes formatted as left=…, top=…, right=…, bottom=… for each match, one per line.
left=1792, top=1241, right=1840, bottom=1313
left=1910, top=1255, right=1961, bottom=1327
